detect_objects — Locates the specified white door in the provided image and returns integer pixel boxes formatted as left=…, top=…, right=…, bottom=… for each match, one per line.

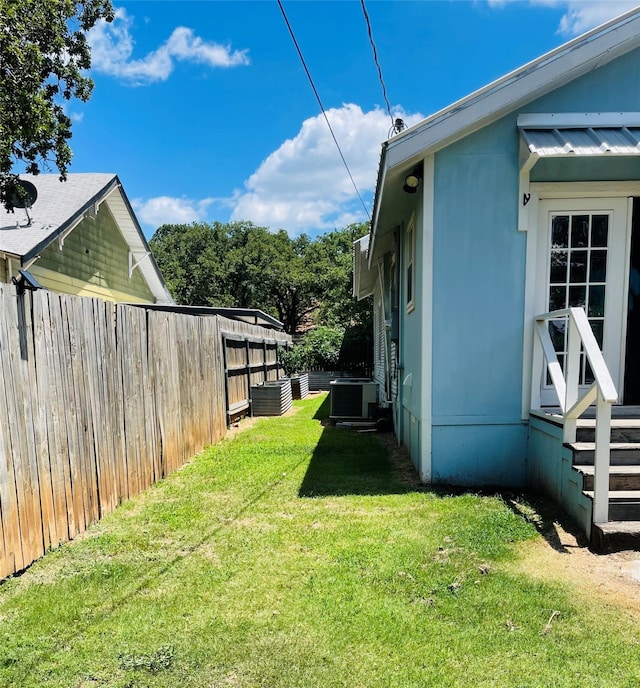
left=537, top=197, right=629, bottom=406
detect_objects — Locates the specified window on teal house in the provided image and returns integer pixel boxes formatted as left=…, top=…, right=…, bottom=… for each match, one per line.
left=406, top=218, right=415, bottom=313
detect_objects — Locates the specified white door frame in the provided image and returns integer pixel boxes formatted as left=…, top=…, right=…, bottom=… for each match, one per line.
left=522, top=182, right=640, bottom=414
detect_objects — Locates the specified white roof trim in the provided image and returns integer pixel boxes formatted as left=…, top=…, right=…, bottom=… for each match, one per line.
left=383, top=8, right=640, bottom=170
left=353, top=235, right=376, bottom=300
left=103, top=186, right=174, bottom=305
left=517, top=112, right=640, bottom=128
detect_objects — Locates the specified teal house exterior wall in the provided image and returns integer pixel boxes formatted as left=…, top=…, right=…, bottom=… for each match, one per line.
left=360, top=14, right=640, bottom=495
left=397, top=199, right=425, bottom=475
left=423, top=44, right=640, bottom=487
left=430, top=117, right=528, bottom=485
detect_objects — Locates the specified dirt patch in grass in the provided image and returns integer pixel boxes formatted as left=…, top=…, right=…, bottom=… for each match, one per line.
left=377, top=430, right=640, bottom=614
left=506, top=515, right=640, bottom=614
left=377, top=432, right=425, bottom=489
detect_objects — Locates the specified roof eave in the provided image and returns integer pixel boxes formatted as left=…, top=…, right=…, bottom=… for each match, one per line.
left=110, top=181, right=175, bottom=305
left=385, top=8, right=640, bottom=171
left=368, top=7, right=640, bottom=257
left=21, top=175, right=120, bottom=264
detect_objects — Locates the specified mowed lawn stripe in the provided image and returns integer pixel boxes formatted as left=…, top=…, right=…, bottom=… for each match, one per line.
left=0, top=394, right=638, bottom=687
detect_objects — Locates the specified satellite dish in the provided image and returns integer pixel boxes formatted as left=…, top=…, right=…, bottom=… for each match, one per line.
left=9, top=180, right=38, bottom=209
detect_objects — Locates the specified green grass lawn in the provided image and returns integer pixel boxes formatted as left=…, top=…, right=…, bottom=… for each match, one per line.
left=0, top=394, right=638, bottom=687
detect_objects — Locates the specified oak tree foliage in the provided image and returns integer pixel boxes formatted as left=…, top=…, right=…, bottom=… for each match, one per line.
left=149, top=221, right=373, bottom=336
left=0, top=0, right=114, bottom=210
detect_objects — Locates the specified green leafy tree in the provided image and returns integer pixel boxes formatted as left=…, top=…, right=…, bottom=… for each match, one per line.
left=0, top=0, right=114, bottom=210
left=309, top=222, right=373, bottom=330
left=149, top=220, right=373, bottom=338
left=149, top=222, right=233, bottom=306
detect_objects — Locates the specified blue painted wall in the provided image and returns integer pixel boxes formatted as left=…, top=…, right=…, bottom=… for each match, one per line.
left=528, top=46, right=640, bottom=115
left=427, top=45, right=640, bottom=486
left=528, top=414, right=592, bottom=537
left=398, top=198, right=425, bottom=474
left=431, top=116, right=527, bottom=485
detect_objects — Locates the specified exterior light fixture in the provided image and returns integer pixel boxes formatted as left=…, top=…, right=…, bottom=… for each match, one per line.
left=403, top=172, right=421, bottom=194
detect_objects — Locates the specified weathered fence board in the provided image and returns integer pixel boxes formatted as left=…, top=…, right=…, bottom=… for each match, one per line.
left=220, top=323, right=289, bottom=422
left=0, top=286, right=290, bottom=578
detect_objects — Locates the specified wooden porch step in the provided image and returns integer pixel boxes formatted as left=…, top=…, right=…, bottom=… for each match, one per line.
left=583, top=490, right=640, bottom=521
left=567, top=442, right=640, bottom=465
left=591, top=521, right=640, bottom=553
left=577, top=421, right=640, bottom=443
left=574, top=464, right=640, bottom=491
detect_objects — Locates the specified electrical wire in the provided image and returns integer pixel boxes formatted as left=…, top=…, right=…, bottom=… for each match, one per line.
left=360, top=0, right=405, bottom=137
left=277, top=0, right=371, bottom=221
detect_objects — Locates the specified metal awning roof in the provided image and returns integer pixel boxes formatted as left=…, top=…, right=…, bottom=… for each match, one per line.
left=520, top=126, right=640, bottom=157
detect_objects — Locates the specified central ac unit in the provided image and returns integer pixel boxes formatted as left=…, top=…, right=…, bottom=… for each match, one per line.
left=330, top=379, right=377, bottom=419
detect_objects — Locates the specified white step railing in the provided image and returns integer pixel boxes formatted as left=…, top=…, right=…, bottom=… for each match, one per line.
left=533, top=307, right=617, bottom=523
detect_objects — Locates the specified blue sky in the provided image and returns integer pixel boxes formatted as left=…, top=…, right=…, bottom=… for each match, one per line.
left=60, top=0, right=640, bottom=238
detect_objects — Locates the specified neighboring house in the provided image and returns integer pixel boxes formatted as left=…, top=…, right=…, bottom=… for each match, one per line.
left=0, top=173, right=173, bottom=304
left=354, top=7, right=640, bottom=547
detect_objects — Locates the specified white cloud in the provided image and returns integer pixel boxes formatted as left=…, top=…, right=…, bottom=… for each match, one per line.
left=132, top=196, right=214, bottom=228
left=230, top=104, right=424, bottom=235
left=554, top=1, right=639, bottom=35
left=132, top=105, right=423, bottom=236
left=88, top=7, right=250, bottom=85
left=487, top=1, right=640, bottom=35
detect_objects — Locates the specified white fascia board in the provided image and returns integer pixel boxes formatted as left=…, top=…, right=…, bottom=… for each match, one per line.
left=369, top=149, right=389, bottom=266
left=105, top=187, right=174, bottom=305
left=384, top=10, right=640, bottom=171
left=517, top=112, right=640, bottom=128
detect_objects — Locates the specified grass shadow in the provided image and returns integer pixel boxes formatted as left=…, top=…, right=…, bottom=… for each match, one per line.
left=502, top=492, right=588, bottom=554
left=312, top=394, right=330, bottom=420
left=300, top=394, right=424, bottom=497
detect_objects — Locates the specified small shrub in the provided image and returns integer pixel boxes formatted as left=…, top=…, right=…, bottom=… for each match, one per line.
left=278, top=347, right=309, bottom=377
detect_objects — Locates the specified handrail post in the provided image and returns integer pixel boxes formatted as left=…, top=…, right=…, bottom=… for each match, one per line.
left=563, top=313, right=580, bottom=443
left=593, top=390, right=611, bottom=524
left=531, top=318, right=545, bottom=411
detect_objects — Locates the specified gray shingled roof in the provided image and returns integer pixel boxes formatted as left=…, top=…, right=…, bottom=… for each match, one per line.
left=0, top=173, right=117, bottom=258
left=0, top=173, right=174, bottom=305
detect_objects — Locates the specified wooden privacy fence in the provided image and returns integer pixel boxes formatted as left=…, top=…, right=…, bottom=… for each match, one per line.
left=222, top=329, right=289, bottom=423
left=0, top=284, right=290, bottom=579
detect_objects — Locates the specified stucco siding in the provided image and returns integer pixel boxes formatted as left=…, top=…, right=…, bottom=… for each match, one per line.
left=431, top=423, right=528, bottom=487
left=426, top=45, right=640, bottom=486
left=430, top=116, right=527, bottom=486
left=31, top=204, right=155, bottom=303
left=433, top=118, right=524, bottom=422
left=528, top=45, right=640, bottom=117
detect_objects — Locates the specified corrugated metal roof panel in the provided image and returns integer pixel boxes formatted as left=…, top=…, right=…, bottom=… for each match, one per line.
left=521, top=127, right=640, bottom=156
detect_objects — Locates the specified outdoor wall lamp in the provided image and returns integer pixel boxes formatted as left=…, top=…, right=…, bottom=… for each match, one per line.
left=403, top=172, right=421, bottom=194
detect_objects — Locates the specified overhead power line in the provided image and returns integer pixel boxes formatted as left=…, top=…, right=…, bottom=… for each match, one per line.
left=360, top=0, right=405, bottom=137
left=276, top=0, right=371, bottom=221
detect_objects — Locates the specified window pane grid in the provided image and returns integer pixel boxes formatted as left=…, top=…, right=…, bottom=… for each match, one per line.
left=547, top=212, right=609, bottom=386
